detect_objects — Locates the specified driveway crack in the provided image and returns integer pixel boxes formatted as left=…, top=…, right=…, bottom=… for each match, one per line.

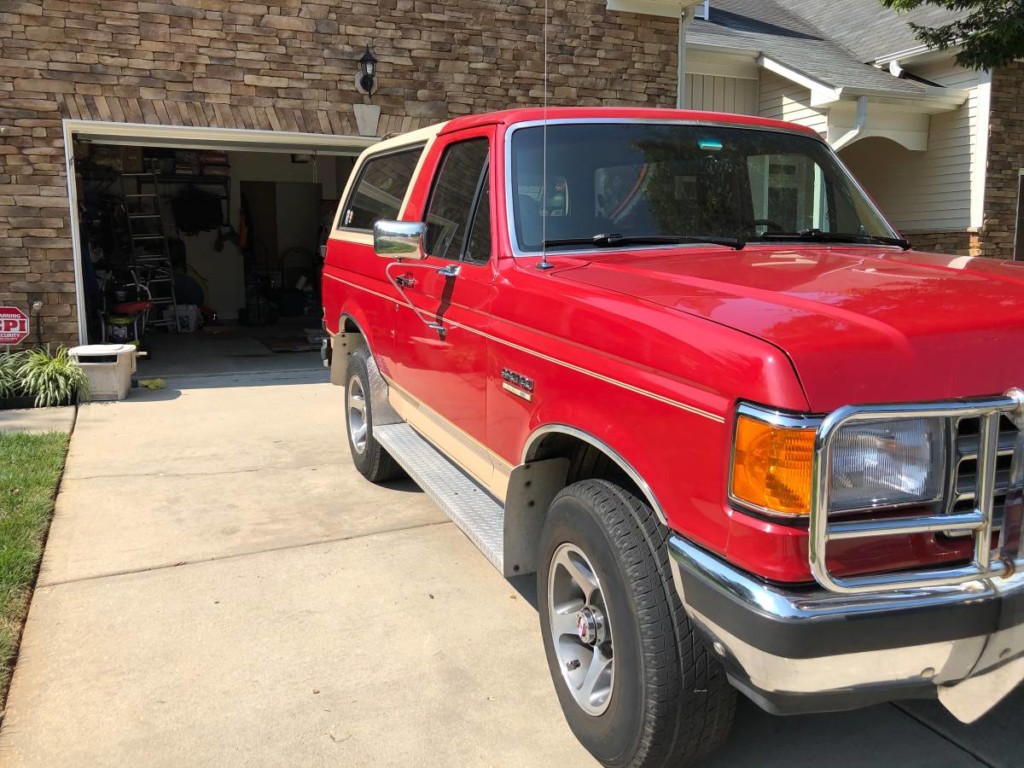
left=37, top=519, right=452, bottom=589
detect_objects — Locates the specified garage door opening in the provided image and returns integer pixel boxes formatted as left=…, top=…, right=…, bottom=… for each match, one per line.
left=64, top=120, right=375, bottom=377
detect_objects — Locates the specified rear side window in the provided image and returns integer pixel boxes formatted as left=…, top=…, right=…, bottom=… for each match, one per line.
left=424, top=138, right=490, bottom=260
left=340, top=145, right=423, bottom=230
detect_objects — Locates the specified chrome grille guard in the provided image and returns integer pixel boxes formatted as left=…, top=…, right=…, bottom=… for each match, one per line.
left=810, top=389, right=1024, bottom=595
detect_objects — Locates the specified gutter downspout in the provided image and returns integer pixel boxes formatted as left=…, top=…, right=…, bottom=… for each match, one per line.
left=831, top=95, right=868, bottom=151
left=676, top=5, right=697, bottom=108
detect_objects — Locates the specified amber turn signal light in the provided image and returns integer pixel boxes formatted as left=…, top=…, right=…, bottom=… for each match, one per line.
left=731, top=415, right=815, bottom=516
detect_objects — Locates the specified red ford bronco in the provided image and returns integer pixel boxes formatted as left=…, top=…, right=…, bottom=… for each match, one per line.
left=321, top=107, right=1024, bottom=767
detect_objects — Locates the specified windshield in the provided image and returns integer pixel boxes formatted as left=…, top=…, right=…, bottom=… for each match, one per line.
left=509, top=122, right=898, bottom=253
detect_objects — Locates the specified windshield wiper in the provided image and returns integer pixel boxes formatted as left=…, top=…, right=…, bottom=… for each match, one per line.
left=752, top=229, right=911, bottom=250
left=542, top=233, right=745, bottom=250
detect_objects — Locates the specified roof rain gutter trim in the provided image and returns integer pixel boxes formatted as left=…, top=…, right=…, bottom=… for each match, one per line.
left=758, top=55, right=840, bottom=101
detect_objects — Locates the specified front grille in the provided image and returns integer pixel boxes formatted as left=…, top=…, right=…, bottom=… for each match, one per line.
left=948, top=415, right=1020, bottom=534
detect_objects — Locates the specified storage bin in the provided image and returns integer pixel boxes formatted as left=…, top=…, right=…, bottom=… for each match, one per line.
left=163, top=304, right=201, bottom=333
left=69, top=344, right=136, bottom=401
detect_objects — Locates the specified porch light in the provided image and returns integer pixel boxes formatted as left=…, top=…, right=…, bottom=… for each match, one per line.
left=358, top=47, right=377, bottom=96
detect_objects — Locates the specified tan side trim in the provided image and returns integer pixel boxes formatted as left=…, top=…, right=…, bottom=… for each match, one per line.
left=325, top=274, right=725, bottom=424
left=386, top=378, right=513, bottom=501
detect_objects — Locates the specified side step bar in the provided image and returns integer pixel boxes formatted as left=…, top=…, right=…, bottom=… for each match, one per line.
left=374, top=423, right=506, bottom=573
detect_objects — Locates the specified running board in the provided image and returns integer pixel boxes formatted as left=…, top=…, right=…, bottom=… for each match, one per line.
left=374, top=423, right=506, bottom=573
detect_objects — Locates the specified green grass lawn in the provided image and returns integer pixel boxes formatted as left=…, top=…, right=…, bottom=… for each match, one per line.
left=0, top=432, right=68, bottom=706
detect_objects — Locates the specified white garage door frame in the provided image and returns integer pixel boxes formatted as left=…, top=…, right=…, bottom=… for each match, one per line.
left=62, top=119, right=378, bottom=345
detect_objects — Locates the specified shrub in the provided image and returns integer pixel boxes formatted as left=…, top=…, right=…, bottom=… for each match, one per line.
left=0, top=353, right=27, bottom=400
left=17, top=347, right=90, bottom=407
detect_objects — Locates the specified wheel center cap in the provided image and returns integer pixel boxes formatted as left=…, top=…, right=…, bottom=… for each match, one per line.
left=576, top=607, right=605, bottom=646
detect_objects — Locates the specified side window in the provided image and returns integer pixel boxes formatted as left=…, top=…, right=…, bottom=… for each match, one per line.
left=464, top=171, right=491, bottom=264
left=340, top=146, right=423, bottom=231
left=424, top=139, right=489, bottom=261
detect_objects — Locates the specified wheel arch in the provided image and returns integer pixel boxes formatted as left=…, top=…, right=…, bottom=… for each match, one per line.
left=521, top=424, right=667, bottom=525
left=334, top=313, right=401, bottom=427
left=503, top=424, right=668, bottom=577
left=329, top=312, right=370, bottom=386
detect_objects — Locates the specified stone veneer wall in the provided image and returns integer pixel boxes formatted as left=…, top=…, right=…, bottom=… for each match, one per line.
left=980, top=61, right=1024, bottom=260
left=905, top=231, right=982, bottom=257
left=0, top=0, right=678, bottom=344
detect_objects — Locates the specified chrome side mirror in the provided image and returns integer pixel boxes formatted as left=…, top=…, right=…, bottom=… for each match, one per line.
left=373, top=220, right=427, bottom=260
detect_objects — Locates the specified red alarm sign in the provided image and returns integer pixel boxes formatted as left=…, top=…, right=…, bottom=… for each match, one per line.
left=0, top=307, right=29, bottom=346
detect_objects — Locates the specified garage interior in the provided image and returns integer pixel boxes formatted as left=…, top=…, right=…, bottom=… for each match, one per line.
left=68, top=124, right=372, bottom=377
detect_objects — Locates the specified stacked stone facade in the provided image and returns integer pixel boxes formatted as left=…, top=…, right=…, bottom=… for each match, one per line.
left=0, top=0, right=678, bottom=344
left=1, top=3, right=1022, bottom=345
left=980, top=61, right=1024, bottom=260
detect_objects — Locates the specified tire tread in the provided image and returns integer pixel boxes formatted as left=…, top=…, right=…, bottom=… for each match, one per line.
left=547, top=479, right=735, bottom=768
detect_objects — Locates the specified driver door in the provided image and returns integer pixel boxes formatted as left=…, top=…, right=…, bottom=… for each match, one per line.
left=389, top=131, right=499, bottom=492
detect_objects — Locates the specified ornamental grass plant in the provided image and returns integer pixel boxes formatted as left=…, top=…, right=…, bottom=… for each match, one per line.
left=0, top=348, right=89, bottom=407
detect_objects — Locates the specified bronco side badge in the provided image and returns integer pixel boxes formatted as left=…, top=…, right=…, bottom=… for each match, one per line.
left=501, top=369, right=534, bottom=402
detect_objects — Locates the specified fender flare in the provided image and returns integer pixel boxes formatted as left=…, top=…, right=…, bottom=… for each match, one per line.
left=336, top=313, right=401, bottom=426
left=520, top=424, right=668, bottom=526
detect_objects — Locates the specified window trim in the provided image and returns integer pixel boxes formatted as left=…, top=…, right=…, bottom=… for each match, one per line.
left=503, top=118, right=900, bottom=257
left=1014, top=169, right=1024, bottom=261
left=422, top=137, right=492, bottom=263
left=336, top=142, right=426, bottom=233
left=462, top=159, right=492, bottom=265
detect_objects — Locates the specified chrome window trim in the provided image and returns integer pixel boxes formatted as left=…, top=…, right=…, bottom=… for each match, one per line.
left=501, top=118, right=900, bottom=258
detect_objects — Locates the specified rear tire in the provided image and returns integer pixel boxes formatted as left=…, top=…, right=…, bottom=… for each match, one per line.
left=345, top=347, right=403, bottom=482
left=538, top=479, right=735, bottom=768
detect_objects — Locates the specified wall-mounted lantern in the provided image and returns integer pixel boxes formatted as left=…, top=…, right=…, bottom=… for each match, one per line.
left=355, top=46, right=378, bottom=97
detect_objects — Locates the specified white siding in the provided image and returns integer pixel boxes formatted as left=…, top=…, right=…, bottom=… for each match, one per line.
left=757, top=71, right=828, bottom=136
left=838, top=61, right=983, bottom=232
left=685, top=74, right=758, bottom=116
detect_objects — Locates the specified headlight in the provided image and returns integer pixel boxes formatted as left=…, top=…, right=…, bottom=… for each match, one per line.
left=730, top=408, right=947, bottom=518
left=829, top=417, right=946, bottom=512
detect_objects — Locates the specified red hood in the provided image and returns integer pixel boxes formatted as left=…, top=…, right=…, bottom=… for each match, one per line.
left=555, top=246, right=1024, bottom=411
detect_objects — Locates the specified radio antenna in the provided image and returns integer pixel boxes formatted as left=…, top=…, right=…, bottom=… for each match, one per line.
left=537, top=0, right=553, bottom=270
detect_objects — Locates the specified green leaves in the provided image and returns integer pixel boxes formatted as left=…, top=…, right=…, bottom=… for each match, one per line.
left=0, top=353, right=27, bottom=400
left=881, top=0, right=1024, bottom=70
left=0, top=348, right=90, bottom=407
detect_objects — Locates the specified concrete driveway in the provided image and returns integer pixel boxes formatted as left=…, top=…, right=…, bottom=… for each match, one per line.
left=0, top=367, right=1018, bottom=766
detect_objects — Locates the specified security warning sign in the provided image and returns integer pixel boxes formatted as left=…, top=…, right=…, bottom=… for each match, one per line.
left=0, top=307, right=29, bottom=346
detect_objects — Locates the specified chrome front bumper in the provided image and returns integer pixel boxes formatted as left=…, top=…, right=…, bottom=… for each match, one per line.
left=669, top=535, right=1024, bottom=722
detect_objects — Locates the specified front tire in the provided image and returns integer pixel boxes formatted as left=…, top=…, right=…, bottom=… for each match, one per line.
left=538, top=479, right=735, bottom=768
left=344, top=347, right=403, bottom=482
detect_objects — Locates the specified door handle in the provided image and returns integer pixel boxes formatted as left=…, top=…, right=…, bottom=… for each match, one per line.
left=394, top=275, right=417, bottom=288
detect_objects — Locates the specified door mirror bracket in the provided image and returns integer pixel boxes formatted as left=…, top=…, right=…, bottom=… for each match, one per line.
left=437, top=264, right=461, bottom=278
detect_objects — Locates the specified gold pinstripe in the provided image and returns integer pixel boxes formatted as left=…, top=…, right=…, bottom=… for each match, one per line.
left=323, top=271, right=725, bottom=424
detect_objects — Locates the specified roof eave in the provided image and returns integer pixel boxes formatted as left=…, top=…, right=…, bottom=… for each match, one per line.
left=759, top=55, right=966, bottom=113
